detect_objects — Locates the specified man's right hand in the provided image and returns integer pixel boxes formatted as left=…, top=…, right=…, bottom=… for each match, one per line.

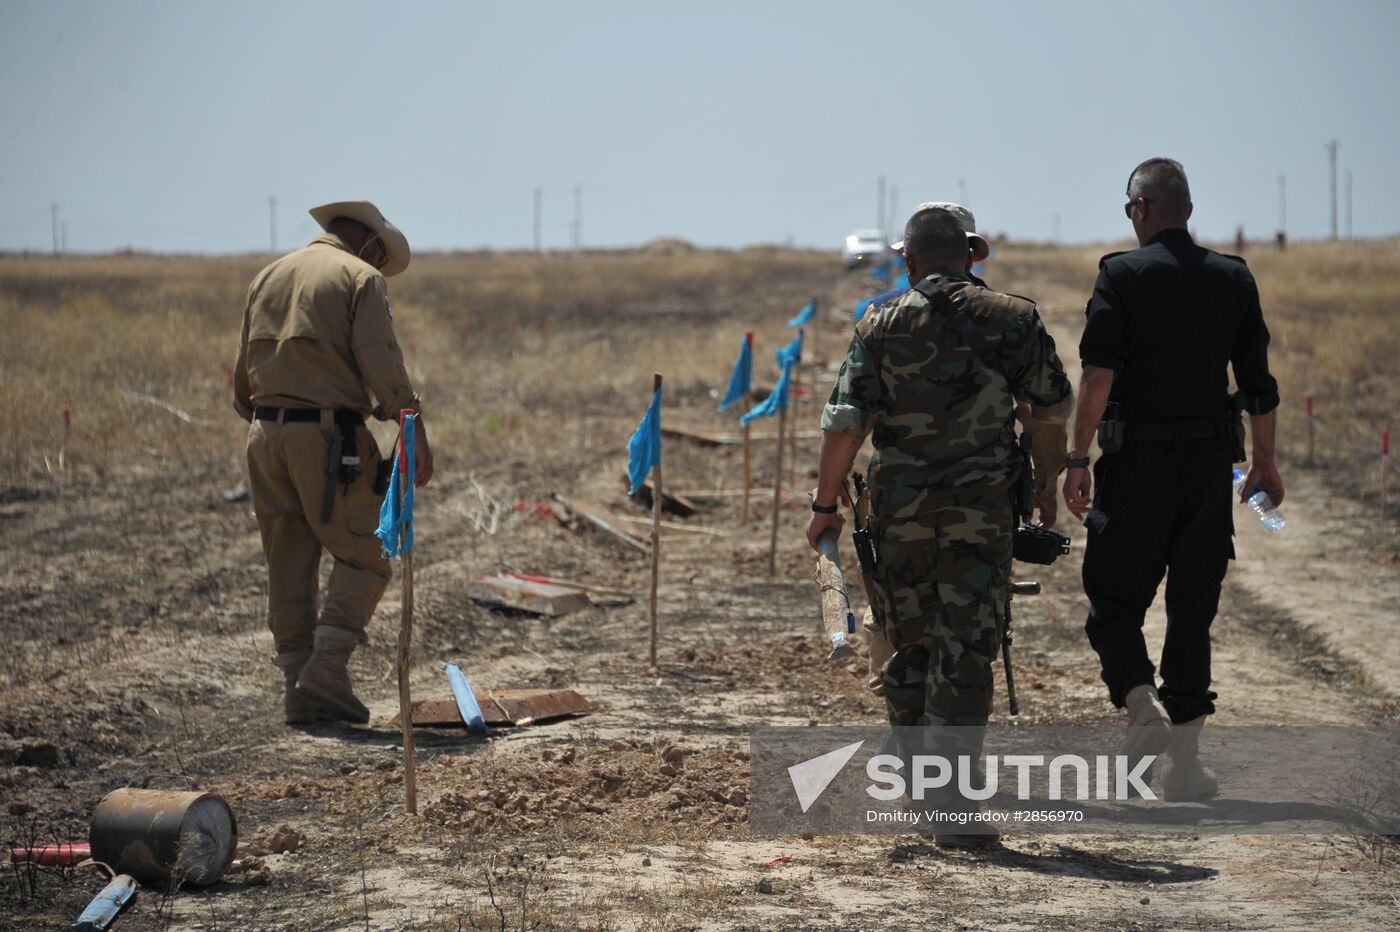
left=1063, top=467, right=1092, bottom=520
left=1240, top=460, right=1283, bottom=506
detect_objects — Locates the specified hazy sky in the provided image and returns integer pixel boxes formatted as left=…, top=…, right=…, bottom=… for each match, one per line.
left=2, top=0, right=1397, bottom=253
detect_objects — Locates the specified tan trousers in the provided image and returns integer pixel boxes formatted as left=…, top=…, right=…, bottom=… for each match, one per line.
left=246, top=414, right=391, bottom=655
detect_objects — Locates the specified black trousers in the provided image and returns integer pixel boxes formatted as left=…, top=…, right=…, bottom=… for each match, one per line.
left=1082, top=436, right=1233, bottom=723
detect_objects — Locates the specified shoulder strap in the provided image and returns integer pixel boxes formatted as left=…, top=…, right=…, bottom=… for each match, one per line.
left=911, top=278, right=1010, bottom=388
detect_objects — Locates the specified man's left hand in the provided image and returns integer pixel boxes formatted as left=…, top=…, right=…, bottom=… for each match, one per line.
left=1034, top=491, right=1058, bottom=529
left=805, top=511, right=845, bottom=552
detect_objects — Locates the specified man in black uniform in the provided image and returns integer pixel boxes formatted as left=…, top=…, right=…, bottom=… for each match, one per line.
left=1063, top=158, right=1282, bottom=801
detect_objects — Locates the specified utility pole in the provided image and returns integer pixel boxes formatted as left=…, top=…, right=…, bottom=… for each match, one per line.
left=958, top=178, right=969, bottom=207
left=572, top=184, right=581, bottom=251
left=51, top=203, right=59, bottom=256
left=60, top=222, right=67, bottom=254
left=876, top=175, right=886, bottom=241
left=268, top=195, right=278, bottom=254
left=533, top=188, right=542, bottom=252
left=1326, top=139, right=1338, bottom=241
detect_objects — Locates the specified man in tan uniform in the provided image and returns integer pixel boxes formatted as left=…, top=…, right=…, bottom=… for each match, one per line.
left=232, top=200, right=433, bottom=725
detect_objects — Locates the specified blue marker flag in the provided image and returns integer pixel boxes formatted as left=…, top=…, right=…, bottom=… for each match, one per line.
left=627, top=386, right=663, bottom=495
left=716, top=336, right=752, bottom=412
left=740, top=360, right=793, bottom=427
left=775, top=330, right=803, bottom=368
left=787, top=299, right=817, bottom=328
left=854, top=285, right=909, bottom=321
left=376, top=412, right=416, bottom=559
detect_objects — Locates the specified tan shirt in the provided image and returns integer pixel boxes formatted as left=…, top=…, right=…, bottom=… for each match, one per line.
left=232, top=234, right=419, bottom=422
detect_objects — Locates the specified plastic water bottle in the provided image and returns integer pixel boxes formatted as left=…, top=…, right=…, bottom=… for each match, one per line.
left=1232, top=469, right=1286, bottom=532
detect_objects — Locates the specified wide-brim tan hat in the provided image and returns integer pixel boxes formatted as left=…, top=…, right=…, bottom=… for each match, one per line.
left=891, top=201, right=991, bottom=261
left=309, top=200, right=411, bottom=277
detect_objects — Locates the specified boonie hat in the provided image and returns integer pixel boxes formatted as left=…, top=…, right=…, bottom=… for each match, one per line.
left=309, top=200, right=411, bottom=277
left=890, top=201, right=991, bottom=261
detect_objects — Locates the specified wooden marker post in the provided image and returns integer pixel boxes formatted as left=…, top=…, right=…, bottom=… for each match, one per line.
left=769, top=389, right=788, bottom=577
left=741, top=332, right=754, bottom=526
left=1305, top=396, right=1315, bottom=466
left=650, top=373, right=663, bottom=666
left=1382, top=429, right=1391, bottom=510
left=60, top=406, right=71, bottom=474
left=788, top=329, right=803, bottom=489
left=395, top=414, right=418, bottom=815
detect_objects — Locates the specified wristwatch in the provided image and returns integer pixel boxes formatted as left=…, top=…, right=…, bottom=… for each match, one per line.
left=811, top=501, right=839, bottom=514
left=1065, top=454, right=1091, bottom=469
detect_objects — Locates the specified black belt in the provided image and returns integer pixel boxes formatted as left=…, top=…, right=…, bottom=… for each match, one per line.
left=254, top=406, right=363, bottom=425
left=1125, top=420, right=1231, bottom=442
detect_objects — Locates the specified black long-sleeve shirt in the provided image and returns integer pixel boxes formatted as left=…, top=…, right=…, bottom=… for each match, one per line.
left=1079, top=228, right=1280, bottom=420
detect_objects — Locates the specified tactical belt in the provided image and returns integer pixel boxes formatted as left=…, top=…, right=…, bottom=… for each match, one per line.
left=1124, top=420, right=1232, bottom=442
left=254, top=406, right=364, bottom=426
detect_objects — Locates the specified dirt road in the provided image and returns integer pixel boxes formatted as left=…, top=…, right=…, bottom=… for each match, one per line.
left=2, top=250, right=1397, bottom=930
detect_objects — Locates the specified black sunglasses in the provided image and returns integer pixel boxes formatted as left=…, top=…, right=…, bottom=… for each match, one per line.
left=1123, top=196, right=1154, bottom=219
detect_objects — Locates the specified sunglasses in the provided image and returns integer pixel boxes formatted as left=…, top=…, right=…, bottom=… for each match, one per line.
left=1123, top=196, right=1154, bottom=219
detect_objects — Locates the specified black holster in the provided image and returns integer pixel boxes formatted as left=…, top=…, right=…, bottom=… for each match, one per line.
left=1229, top=392, right=1248, bottom=463
left=1098, top=401, right=1125, bottom=454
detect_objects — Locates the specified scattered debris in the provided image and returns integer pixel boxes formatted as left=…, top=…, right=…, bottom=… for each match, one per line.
left=71, top=873, right=137, bottom=931
left=0, top=737, right=61, bottom=768
left=8, top=842, right=89, bottom=867
left=551, top=493, right=650, bottom=552
left=757, top=877, right=774, bottom=894
left=467, top=575, right=593, bottom=616
left=396, top=688, right=592, bottom=729
left=763, top=855, right=794, bottom=868
left=225, top=856, right=270, bottom=886
left=222, top=484, right=248, bottom=503
left=510, top=501, right=570, bottom=523
left=627, top=478, right=703, bottom=517
left=504, top=571, right=634, bottom=607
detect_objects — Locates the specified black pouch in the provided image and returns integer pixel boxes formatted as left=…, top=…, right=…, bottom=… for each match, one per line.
left=1097, top=402, right=1125, bottom=454
left=373, top=459, right=393, bottom=496
left=1013, top=525, right=1071, bottom=565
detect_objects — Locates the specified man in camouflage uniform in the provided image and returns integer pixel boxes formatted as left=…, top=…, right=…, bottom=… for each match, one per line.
left=806, top=206, right=1072, bottom=844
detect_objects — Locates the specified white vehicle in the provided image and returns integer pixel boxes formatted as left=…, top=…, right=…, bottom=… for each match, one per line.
left=842, top=229, right=888, bottom=270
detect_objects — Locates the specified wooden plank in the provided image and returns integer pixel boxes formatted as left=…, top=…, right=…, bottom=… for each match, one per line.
left=395, top=689, right=592, bottom=728
left=467, top=575, right=593, bottom=616
left=552, top=493, right=651, bottom=552
left=628, top=478, right=703, bottom=517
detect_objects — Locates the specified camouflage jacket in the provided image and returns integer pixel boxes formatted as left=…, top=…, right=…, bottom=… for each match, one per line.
left=822, top=272, right=1072, bottom=520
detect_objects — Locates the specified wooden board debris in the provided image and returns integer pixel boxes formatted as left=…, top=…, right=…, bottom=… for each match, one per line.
left=662, top=426, right=823, bottom=447
left=467, top=575, right=593, bottom=616
left=627, top=478, right=703, bottom=517
left=395, top=688, right=593, bottom=728
left=552, top=493, right=651, bottom=552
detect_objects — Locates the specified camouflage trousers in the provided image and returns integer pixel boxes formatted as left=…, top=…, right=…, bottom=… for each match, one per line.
left=870, top=485, right=1013, bottom=727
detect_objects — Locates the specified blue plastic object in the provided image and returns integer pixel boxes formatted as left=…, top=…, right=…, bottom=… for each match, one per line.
left=443, top=662, right=487, bottom=733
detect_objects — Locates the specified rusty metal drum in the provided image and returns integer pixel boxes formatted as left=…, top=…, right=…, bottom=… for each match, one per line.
left=89, top=788, right=237, bottom=886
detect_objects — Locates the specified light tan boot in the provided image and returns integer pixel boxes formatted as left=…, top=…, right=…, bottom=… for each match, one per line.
left=295, top=626, right=370, bottom=724
left=1124, top=684, right=1172, bottom=761
left=1161, top=716, right=1219, bottom=801
left=273, top=650, right=331, bottom=725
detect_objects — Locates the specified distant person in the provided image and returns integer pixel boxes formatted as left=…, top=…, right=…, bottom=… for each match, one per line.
left=1063, top=159, right=1281, bottom=800
left=858, top=202, right=1067, bottom=698
left=232, top=201, right=433, bottom=726
left=808, top=206, right=1072, bottom=846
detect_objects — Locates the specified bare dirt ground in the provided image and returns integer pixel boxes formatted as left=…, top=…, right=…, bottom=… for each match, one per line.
left=2, top=244, right=1398, bottom=930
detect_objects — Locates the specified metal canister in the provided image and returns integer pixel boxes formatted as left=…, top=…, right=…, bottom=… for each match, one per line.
left=89, top=788, right=237, bottom=886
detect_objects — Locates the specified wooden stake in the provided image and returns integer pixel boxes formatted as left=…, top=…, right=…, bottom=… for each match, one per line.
left=769, top=402, right=787, bottom=577
left=741, top=332, right=753, bottom=526
left=1305, top=396, right=1315, bottom=466
left=788, top=330, right=802, bottom=489
left=395, top=413, right=418, bottom=815
left=1382, top=429, right=1391, bottom=510
left=398, top=549, right=417, bottom=814
left=59, top=406, right=71, bottom=474
left=650, top=373, right=663, bottom=666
